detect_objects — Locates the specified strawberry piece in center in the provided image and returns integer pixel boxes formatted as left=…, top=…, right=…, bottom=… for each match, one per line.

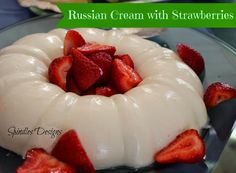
left=112, top=59, right=142, bottom=93
left=48, top=56, right=73, bottom=91
left=71, top=48, right=103, bottom=91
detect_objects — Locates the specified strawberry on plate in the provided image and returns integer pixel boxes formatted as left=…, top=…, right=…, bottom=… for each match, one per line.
left=48, top=56, right=73, bottom=91
left=155, top=129, right=205, bottom=164
left=88, top=52, right=112, bottom=84
left=204, top=82, right=236, bottom=108
left=52, top=130, right=95, bottom=173
left=77, top=43, right=116, bottom=56
left=96, top=86, right=118, bottom=97
left=112, top=59, right=142, bottom=93
left=17, top=148, right=75, bottom=173
left=176, top=44, right=205, bottom=76
left=64, top=30, right=86, bottom=56
left=114, top=54, right=134, bottom=68
left=71, top=48, right=103, bottom=91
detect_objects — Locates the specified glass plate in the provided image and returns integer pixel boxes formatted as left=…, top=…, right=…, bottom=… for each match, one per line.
left=0, top=15, right=236, bottom=173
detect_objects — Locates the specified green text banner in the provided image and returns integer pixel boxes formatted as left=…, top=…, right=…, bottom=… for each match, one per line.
left=57, top=3, right=236, bottom=28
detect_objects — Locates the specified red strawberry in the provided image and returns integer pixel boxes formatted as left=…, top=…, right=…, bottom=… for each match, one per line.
left=204, top=82, right=236, bottom=108
left=52, top=130, right=95, bottom=173
left=48, top=56, right=73, bottom=91
left=176, top=44, right=205, bottom=76
left=114, top=54, right=134, bottom=68
left=96, top=86, right=118, bottom=97
left=82, top=88, right=96, bottom=96
left=88, top=52, right=112, bottom=84
left=155, top=129, right=205, bottom=164
left=71, top=48, right=103, bottom=91
left=112, top=59, right=142, bottom=93
left=64, top=30, right=86, bottom=56
left=82, top=87, right=96, bottom=95
left=17, top=148, right=75, bottom=173
left=77, top=43, right=116, bottom=56
left=66, top=76, right=81, bottom=95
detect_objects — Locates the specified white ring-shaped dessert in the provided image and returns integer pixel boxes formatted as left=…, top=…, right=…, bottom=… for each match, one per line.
left=0, top=28, right=207, bottom=169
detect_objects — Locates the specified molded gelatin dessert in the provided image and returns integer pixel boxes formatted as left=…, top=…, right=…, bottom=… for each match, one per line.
left=0, top=28, right=208, bottom=170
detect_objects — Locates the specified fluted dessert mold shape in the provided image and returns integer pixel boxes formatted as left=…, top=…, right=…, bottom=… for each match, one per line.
left=0, top=28, right=208, bottom=169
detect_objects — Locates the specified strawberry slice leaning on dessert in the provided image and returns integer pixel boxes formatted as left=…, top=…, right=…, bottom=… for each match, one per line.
left=204, top=82, right=236, bottom=108
left=155, top=129, right=205, bottom=164
left=52, top=130, right=95, bottom=173
left=17, top=148, right=75, bottom=173
left=64, top=30, right=86, bottom=56
left=48, top=56, right=73, bottom=91
left=112, top=59, right=142, bottom=93
left=71, top=48, right=103, bottom=91
left=82, top=88, right=96, bottom=95
left=114, top=54, right=134, bottom=68
left=96, top=86, right=118, bottom=97
left=77, top=43, right=116, bottom=56
left=176, top=43, right=205, bottom=76
left=66, top=76, right=81, bottom=95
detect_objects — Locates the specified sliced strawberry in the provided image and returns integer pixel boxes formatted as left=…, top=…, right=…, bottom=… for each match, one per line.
left=82, top=88, right=96, bottom=96
left=66, top=76, right=81, bottom=95
left=96, top=86, right=118, bottom=97
left=48, top=56, right=73, bottom=91
left=155, top=129, right=205, bottom=164
left=112, top=59, right=142, bottom=93
left=71, top=48, right=103, bottom=91
left=52, top=130, right=95, bottom=173
left=204, top=82, right=236, bottom=108
left=114, top=54, right=134, bottom=68
left=64, top=30, right=86, bottom=56
left=88, top=52, right=112, bottom=85
left=176, top=44, right=205, bottom=76
left=17, top=148, right=75, bottom=173
left=77, top=43, right=116, bottom=56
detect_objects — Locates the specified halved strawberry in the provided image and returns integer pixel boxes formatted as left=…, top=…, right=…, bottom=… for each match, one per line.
left=176, top=44, right=205, bottom=76
left=71, top=48, right=103, bottom=91
left=96, top=86, right=118, bottom=97
left=52, top=130, right=95, bottom=173
left=155, top=129, right=205, bottom=164
left=114, top=54, right=134, bottom=68
left=17, top=148, right=75, bottom=173
left=64, top=30, right=86, bottom=56
left=66, top=76, right=81, bottom=95
left=88, top=52, right=112, bottom=85
left=82, top=88, right=96, bottom=96
left=204, top=82, right=236, bottom=108
left=77, top=43, right=116, bottom=56
left=112, top=59, right=142, bottom=93
left=48, top=56, right=73, bottom=91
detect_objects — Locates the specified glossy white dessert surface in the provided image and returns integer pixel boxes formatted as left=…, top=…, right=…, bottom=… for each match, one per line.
left=0, top=28, right=208, bottom=169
